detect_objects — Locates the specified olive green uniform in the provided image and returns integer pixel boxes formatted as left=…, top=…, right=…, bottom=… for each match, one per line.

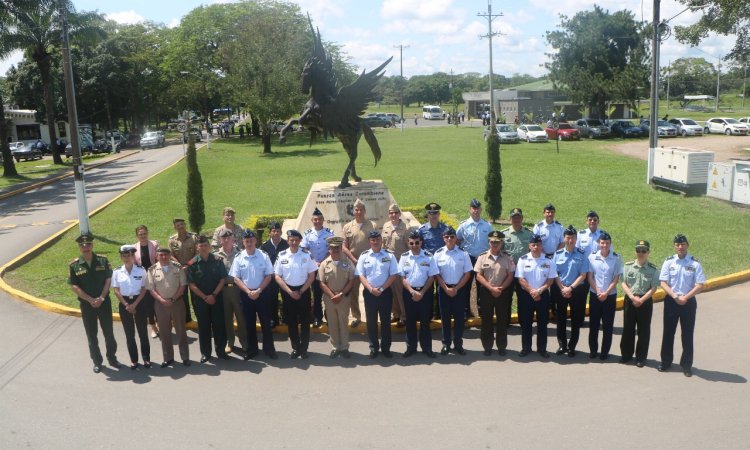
left=169, top=232, right=197, bottom=322
left=68, top=254, right=118, bottom=366
left=382, top=220, right=410, bottom=321
left=620, top=260, right=660, bottom=362
left=214, top=247, right=247, bottom=351
left=341, top=219, right=378, bottom=321
left=318, top=255, right=357, bottom=350
left=187, top=253, right=229, bottom=357
left=501, top=226, right=533, bottom=322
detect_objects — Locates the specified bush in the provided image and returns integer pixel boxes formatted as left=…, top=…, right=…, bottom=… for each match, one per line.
left=484, top=119, right=503, bottom=222
left=185, top=135, right=205, bottom=233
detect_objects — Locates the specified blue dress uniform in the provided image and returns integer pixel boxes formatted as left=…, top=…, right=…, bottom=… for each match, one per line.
left=356, top=235, right=399, bottom=356
left=229, top=237, right=276, bottom=358
left=552, top=242, right=589, bottom=354
left=587, top=244, right=623, bottom=359
left=456, top=201, right=494, bottom=316
left=398, top=245, right=439, bottom=354
left=418, top=202, right=448, bottom=320
left=301, top=222, right=334, bottom=325
left=434, top=232, right=473, bottom=353
left=514, top=246, right=558, bottom=355
left=659, top=236, right=706, bottom=374
left=533, top=220, right=564, bottom=256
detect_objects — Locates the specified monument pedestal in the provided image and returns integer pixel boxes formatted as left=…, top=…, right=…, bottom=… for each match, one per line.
left=283, top=180, right=419, bottom=236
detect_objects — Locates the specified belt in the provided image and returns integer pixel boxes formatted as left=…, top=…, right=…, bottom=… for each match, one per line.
left=411, top=286, right=424, bottom=291
left=545, top=253, right=555, bottom=258
left=445, top=284, right=458, bottom=288
left=225, top=283, right=235, bottom=287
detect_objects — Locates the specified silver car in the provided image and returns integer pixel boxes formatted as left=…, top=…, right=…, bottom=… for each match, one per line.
left=483, top=124, right=519, bottom=143
left=668, top=118, right=703, bottom=137
left=140, top=131, right=165, bottom=149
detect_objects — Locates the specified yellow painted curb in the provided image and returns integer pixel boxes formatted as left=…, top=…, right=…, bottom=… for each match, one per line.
left=0, top=150, right=141, bottom=201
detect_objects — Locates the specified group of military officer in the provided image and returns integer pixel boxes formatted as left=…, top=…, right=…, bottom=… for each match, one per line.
left=68, top=201, right=705, bottom=377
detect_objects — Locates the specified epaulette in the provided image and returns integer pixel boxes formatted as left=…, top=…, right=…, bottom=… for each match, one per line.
left=538, top=220, right=545, bottom=225
left=692, top=256, right=700, bottom=262
left=402, top=251, right=411, bottom=257
left=172, top=261, right=183, bottom=268
left=576, top=248, right=585, bottom=254
left=578, top=230, right=586, bottom=234
left=523, top=226, right=532, bottom=232
left=69, top=258, right=79, bottom=265
left=665, top=255, right=676, bottom=261
left=624, top=260, right=635, bottom=265
left=169, top=233, right=178, bottom=239
left=304, top=228, right=313, bottom=235
left=188, top=259, right=196, bottom=266
left=479, top=250, right=489, bottom=256
left=418, top=223, right=428, bottom=229
left=325, top=227, right=333, bottom=234
left=460, top=218, right=469, bottom=224
left=500, top=226, right=511, bottom=232
left=257, top=248, right=269, bottom=256
left=424, top=251, right=433, bottom=256
left=435, top=247, right=445, bottom=253
left=555, top=248, right=564, bottom=254
left=647, top=262, right=658, bottom=269
left=554, top=220, right=561, bottom=225
left=361, top=249, right=371, bottom=256
left=96, top=254, right=107, bottom=258
left=544, top=254, right=553, bottom=259
left=521, top=254, right=529, bottom=260
left=301, top=248, right=310, bottom=253
left=613, top=252, right=619, bottom=257
left=279, top=249, right=290, bottom=256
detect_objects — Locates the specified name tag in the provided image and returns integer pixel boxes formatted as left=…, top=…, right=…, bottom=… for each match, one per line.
left=381, top=257, right=391, bottom=263
left=280, top=260, right=289, bottom=265
left=95, top=266, right=106, bottom=271
left=482, top=264, right=490, bottom=268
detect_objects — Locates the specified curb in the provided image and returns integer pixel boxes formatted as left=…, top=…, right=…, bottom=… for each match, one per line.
left=0, top=150, right=141, bottom=201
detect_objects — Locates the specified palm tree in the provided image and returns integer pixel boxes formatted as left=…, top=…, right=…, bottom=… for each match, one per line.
left=2, top=0, right=104, bottom=164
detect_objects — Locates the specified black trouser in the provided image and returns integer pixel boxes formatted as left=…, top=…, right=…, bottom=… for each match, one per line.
left=479, top=285, right=512, bottom=351
left=403, top=287, right=432, bottom=352
left=311, top=279, right=324, bottom=322
left=661, top=295, right=697, bottom=369
left=507, top=278, right=524, bottom=325
left=438, top=284, right=467, bottom=348
left=194, top=294, right=227, bottom=357
left=588, top=291, right=617, bottom=356
left=621, top=297, right=653, bottom=362
left=119, top=296, right=150, bottom=364
left=364, top=287, right=393, bottom=353
left=518, top=289, right=550, bottom=352
left=179, top=288, right=193, bottom=323
left=282, top=285, right=311, bottom=352
left=240, top=289, right=275, bottom=354
left=267, top=278, right=283, bottom=324
left=552, top=283, right=588, bottom=351
left=143, top=291, right=156, bottom=326
left=79, top=298, right=117, bottom=366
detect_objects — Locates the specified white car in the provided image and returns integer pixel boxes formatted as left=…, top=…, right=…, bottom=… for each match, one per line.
left=739, top=117, right=749, bottom=124
left=483, top=124, right=519, bottom=143
left=140, top=131, right=165, bottom=150
left=704, top=118, right=749, bottom=136
left=668, top=118, right=703, bottom=137
left=517, top=125, right=548, bottom=143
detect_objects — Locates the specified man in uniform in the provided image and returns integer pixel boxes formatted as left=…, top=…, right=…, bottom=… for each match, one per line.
left=169, top=218, right=197, bottom=323
left=341, top=199, right=378, bottom=328
left=214, top=230, right=247, bottom=354
left=456, top=198, right=494, bottom=318
left=514, top=234, right=557, bottom=357
left=301, top=207, right=334, bottom=328
left=418, top=202, right=448, bottom=321
left=230, top=229, right=277, bottom=360
left=68, top=233, right=120, bottom=373
left=620, top=240, right=660, bottom=368
left=381, top=203, right=410, bottom=328
left=356, top=229, right=399, bottom=358
left=434, top=226, right=473, bottom=355
left=474, top=230, right=515, bottom=356
left=146, top=246, right=190, bottom=367
left=552, top=225, right=590, bottom=357
left=187, top=235, right=230, bottom=363
left=576, top=210, right=610, bottom=258
left=658, top=234, right=706, bottom=377
left=275, top=230, right=318, bottom=359
left=261, top=222, right=288, bottom=327
left=398, top=231, right=439, bottom=358
left=502, top=207, right=533, bottom=324
left=318, top=236, right=357, bottom=358
left=532, top=204, right=565, bottom=315
left=586, top=232, right=622, bottom=360
left=211, top=207, right=245, bottom=251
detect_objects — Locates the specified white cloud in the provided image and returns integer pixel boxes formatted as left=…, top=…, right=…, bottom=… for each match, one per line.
left=167, top=17, right=181, bottom=29
left=294, top=0, right=347, bottom=26
left=381, top=0, right=461, bottom=21
left=0, top=50, right=24, bottom=77
left=105, top=10, right=146, bottom=24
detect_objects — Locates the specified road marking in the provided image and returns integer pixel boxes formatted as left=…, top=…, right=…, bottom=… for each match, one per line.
left=0, top=224, right=17, bottom=229
left=31, top=222, right=49, bottom=226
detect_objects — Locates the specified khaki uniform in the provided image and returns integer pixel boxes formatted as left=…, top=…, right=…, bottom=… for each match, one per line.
left=382, top=220, right=410, bottom=321
left=501, top=225, right=533, bottom=322
left=211, top=223, right=245, bottom=250
left=474, top=250, right=516, bottom=351
left=341, top=219, right=378, bottom=321
left=168, top=232, right=197, bottom=322
left=146, top=261, right=189, bottom=361
left=214, top=247, right=247, bottom=351
left=318, top=255, right=356, bottom=350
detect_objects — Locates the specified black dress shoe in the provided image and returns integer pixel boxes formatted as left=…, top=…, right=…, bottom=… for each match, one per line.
left=589, top=352, right=598, bottom=359
left=144, top=362, right=152, bottom=369
left=93, top=365, right=102, bottom=373
left=599, top=354, right=608, bottom=361
left=395, top=320, right=406, bottom=328
left=270, top=320, right=277, bottom=329
left=483, top=349, right=492, bottom=356
left=108, top=360, right=122, bottom=369
left=619, top=357, right=632, bottom=364
left=161, top=360, right=173, bottom=368
left=422, top=349, right=436, bottom=358
left=301, top=351, right=309, bottom=359
left=350, top=319, right=360, bottom=328
left=403, top=348, right=416, bottom=358
left=466, top=311, right=475, bottom=319
left=330, top=350, right=340, bottom=358
left=291, top=350, right=300, bottom=359
left=455, top=347, right=466, bottom=356
left=341, top=350, right=351, bottom=359
left=130, top=364, right=138, bottom=370
left=217, top=353, right=231, bottom=360
left=568, top=349, right=576, bottom=357
left=519, top=349, right=530, bottom=357
left=657, top=363, right=671, bottom=372
left=498, top=349, right=506, bottom=356
left=538, top=350, right=550, bottom=358
left=267, top=352, right=278, bottom=360
left=555, top=347, right=567, bottom=355
left=636, top=361, right=645, bottom=368
left=369, top=350, right=377, bottom=359
left=200, top=355, right=210, bottom=363
left=440, top=346, right=450, bottom=355
left=183, top=360, right=191, bottom=366
left=683, top=367, right=693, bottom=377
left=313, top=319, right=321, bottom=328
left=382, top=350, right=393, bottom=358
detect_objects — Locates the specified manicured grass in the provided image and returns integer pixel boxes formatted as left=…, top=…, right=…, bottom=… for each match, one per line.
left=4, top=127, right=750, bottom=307
left=0, top=154, right=109, bottom=189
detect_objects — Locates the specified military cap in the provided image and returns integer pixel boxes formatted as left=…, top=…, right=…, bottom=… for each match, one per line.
left=287, top=229, right=303, bottom=239
left=268, top=222, right=282, bottom=230
left=173, top=218, right=186, bottom=224
left=75, top=233, right=94, bottom=244
left=388, top=203, right=401, bottom=212
left=598, top=231, right=612, bottom=241
left=529, top=234, right=543, bottom=244
left=674, top=234, right=688, bottom=243
left=325, top=236, right=344, bottom=247
left=563, top=225, right=577, bottom=236
left=425, top=202, right=441, bottom=213
left=196, top=234, right=210, bottom=244
left=509, top=207, right=523, bottom=217
left=368, top=229, right=381, bottom=239
left=353, top=198, right=365, bottom=208
left=220, top=229, right=234, bottom=238
left=443, top=226, right=456, bottom=236
left=156, top=245, right=172, bottom=253
left=635, top=240, right=650, bottom=250
left=587, top=210, right=599, bottom=219
left=223, top=207, right=236, bottom=215
left=470, top=198, right=482, bottom=208
left=488, top=230, right=505, bottom=242
left=544, top=203, right=555, bottom=211
left=118, top=245, right=136, bottom=254
left=242, top=229, right=257, bottom=239
left=408, top=230, right=420, bottom=240
left=312, top=207, right=323, bottom=217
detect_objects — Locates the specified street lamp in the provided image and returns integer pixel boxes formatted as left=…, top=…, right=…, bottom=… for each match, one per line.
left=179, top=71, right=210, bottom=149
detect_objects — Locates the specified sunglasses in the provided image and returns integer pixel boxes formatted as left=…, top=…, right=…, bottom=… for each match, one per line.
left=428, top=212, right=439, bottom=215
left=636, top=249, right=648, bottom=254
left=444, top=235, right=456, bottom=239
left=408, top=241, right=420, bottom=245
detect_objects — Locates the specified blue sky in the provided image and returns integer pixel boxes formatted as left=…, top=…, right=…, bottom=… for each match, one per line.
left=1, top=0, right=736, bottom=82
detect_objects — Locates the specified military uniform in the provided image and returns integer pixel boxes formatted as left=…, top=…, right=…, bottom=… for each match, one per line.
left=342, top=218, right=378, bottom=322
left=146, top=260, right=189, bottom=363
left=457, top=216, right=494, bottom=316
left=214, top=246, right=247, bottom=352
left=261, top=236, right=289, bottom=325
left=533, top=219, right=564, bottom=256
left=418, top=203, right=448, bottom=320
left=169, top=231, right=197, bottom=323
left=552, top=246, right=589, bottom=354
left=318, top=253, right=356, bottom=352
left=111, top=255, right=149, bottom=366
left=399, top=248, right=439, bottom=353
left=302, top=225, right=334, bottom=324
left=382, top=219, right=410, bottom=323
left=230, top=246, right=276, bottom=357
left=356, top=244, right=399, bottom=355
left=621, top=253, right=660, bottom=364
left=274, top=245, right=318, bottom=355
left=187, top=252, right=229, bottom=359
left=68, top=250, right=118, bottom=368
left=211, top=223, right=245, bottom=250
left=514, top=251, right=557, bottom=354
left=502, top=224, right=533, bottom=323
left=434, top=243, right=473, bottom=352
left=587, top=248, right=623, bottom=358
left=474, top=247, right=515, bottom=352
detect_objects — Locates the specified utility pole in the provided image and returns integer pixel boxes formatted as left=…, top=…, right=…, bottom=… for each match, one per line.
left=393, top=44, right=409, bottom=132
left=715, top=56, right=721, bottom=112
left=743, top=63, right=747, bottom=108
left=478, top=0, right=503, bottom=124
left=59, top=1, right=90, bottom=233
left=647, top=0, right=660, bottom=185
left=666, top=60, right=671, bottom=111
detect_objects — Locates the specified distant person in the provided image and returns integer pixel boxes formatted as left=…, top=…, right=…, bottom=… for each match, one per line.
left=414, top=114, right=418, bottom=125
left=662, top=114, right=669, bottom=121
left=112, top=245, right=150, bottom=370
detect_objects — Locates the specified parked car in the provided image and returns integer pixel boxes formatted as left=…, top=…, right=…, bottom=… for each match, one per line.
left=737, top=117, right=749, bottom=124
left=384, top=113, right=403, bottom=124
left=483, top=124, right=519, bottom=143
left=666, top=118, right=703, bottom=137
left=92, top=138, right=113, bottom=154
left=183, top=127, right=203, bottom=143
left=362, top=116, right=393, bottom=128
left=639, top=119, right=677, bottom=138
left=64, top=142, right=94, bottom=158
left=545, top=122, right=581, bottom=140
left=140, top=131, right=165, bottom=150
left=574, top=119, right=610, bottom=139
left=704, top=117, right=749, bottom=135
left=517, top=125, right=549, bottom=143
left=11, top=142, right=43, bottom=162
left=269, top=121, right=288, bottom=133
left=609, top=120, right=641, bottom=138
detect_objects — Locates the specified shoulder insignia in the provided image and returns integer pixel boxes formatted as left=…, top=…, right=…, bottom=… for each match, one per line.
left=424, top=251, right=433, bottom=257
left=613, top=252, right=619, bottom=257
left=279, top=249, right=289, bottom=256
left=402, top=251, right=411, bottom=257
left=304, top=228, right=313, bottom=235
left=554, top=220, right=561, bottom=225
left=538, top=220, right=544, bottom=225
left=460, top=218, right=469, bottom=224
left=188, top=259, right=196, bottom=266
left=69, top=258, right=79, bottom=265
left=521, top=254, right=529, bottom=260
left=578, top=230, right=585, bottom=234
left=624, top=260, right=635, bottom=265
left=545, top=254, right=553, bottom=259
left=96, top=254, right=107, bottom=258
left=172, top=261, right=182, bottom=269
left=169, top=233, right=178, bottom=239
left=418, top=223, right=428, bottom=229
left=666, top=255, right=676, bottom=261
left=555, top=249, right=564, bottom=254
left=435, top=247, right=445, bottom=253
left=647, top=262, right=658, bottom=269
left=500, top=226, right=511, bottom=232
left=301, top=248, right=310, bottom=253
left=361, top=249, right=371, bottom=256
left=523, top=227, right=532, bottom=232
left=576, top=248, right=585, bottom=254
left=692, top=256, right=700, bottom=262
left=325, top=227, right=333, bottom=234
left=479, top=250, right=489, bottom=256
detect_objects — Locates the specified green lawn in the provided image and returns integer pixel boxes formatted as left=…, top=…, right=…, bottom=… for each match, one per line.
left=5, top=127, right=750, bottom=307
left=0, top=154, right=109, bottom=190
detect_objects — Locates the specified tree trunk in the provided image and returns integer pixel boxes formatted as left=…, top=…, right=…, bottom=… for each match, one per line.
left=262, top=132, right=272, bottom=154
left=104, top=87, right=113, bottom=133
left=35, top=50, right=62, bottom=164
left=1, top=91, right=18, bottom=176
left=251, top=117, right=260, bottom=137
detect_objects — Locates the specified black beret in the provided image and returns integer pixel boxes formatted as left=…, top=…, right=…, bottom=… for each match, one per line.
left=220, top=230, right=234, bottom=238
left=196, top=234, right=210, bottom=244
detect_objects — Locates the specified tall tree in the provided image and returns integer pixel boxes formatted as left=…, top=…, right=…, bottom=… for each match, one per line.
left=674, top=0, right=750, bottom=64
left=484, top=114, right=502, bottom=222
left=185, top=135, right=205, bottom=234
left=662, top=57, right=717, bottom=101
